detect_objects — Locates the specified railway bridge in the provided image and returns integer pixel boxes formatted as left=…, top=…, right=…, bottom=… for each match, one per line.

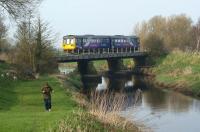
left=57, top=48, right=148, bottom=75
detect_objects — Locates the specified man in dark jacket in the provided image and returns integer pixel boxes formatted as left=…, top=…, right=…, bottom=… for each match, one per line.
left=42, top=82, right=53, bottom=111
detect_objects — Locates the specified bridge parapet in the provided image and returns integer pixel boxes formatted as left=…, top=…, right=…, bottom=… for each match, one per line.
left=57, top=51, right=148, bottom=63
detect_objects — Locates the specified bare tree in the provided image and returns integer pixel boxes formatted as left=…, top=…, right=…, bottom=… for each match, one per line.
left=134, top=14, right=193, bottom=54
left=14, top=21, right=34, bottom=71
left=193, top=19, right=200, bottom=51
left=13, top=16, right=57, bottom=76
left=33, top=17, right=56, bottom=73
left=0, top=0, right=42, bottom=19
left=0, top=15, right=7, bottom=52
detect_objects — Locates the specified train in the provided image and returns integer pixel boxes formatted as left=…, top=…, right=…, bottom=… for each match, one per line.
left=62, top=35, right=140, bottom=53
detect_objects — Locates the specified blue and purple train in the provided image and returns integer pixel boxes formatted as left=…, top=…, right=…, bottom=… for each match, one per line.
left=62, top=35, right=140, bottom=53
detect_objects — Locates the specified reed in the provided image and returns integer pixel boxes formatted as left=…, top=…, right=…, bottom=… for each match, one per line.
left=88, top=90, right=141, bottom=131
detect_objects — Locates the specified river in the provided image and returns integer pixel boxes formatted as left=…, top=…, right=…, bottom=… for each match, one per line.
left=83, top=74, right=200, bottom=132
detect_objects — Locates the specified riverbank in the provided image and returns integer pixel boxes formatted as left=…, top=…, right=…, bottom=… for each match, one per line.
left=0, top=63, right=140, bottom=132
left=152, top=50, right=200, bottom=97
left=64, top=71, right=141, bottom=132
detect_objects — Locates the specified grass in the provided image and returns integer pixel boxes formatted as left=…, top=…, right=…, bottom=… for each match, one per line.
left=153, top=50, right=200, bottom=96
left=93, top=60, right=109, bottom=71
left=93, top=59, right=134, bottom=71
left=0, top=75, right=79, bottom=132
left=0, top=63, right=126, bottom=132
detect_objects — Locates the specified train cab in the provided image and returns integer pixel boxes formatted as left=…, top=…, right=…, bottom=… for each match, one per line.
left=62, top=36, right=76, bottom=51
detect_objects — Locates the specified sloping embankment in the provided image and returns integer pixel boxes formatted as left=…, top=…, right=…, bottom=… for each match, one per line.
left=152, top=50, right=200, bottom=97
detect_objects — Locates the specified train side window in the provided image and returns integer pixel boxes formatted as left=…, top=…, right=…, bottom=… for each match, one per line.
left=76, top=39, right=80, bottom=43
left=103, top=38, right=109, bottom=43
left=83, top=39, right=87, bottom=43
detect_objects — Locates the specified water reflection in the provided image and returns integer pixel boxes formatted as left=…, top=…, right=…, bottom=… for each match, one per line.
left=81, top=73, right=200, bottom=132
left=82, top=74, right=199, bottom=113
left=167, top=92, right=193, bottom=113
left=143, top=88, right=168, bottom=111
left=83, top=74, right=143, bottom=109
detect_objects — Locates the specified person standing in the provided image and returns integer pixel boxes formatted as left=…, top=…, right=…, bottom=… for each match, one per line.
left=42, top=82, right=53, bottom=111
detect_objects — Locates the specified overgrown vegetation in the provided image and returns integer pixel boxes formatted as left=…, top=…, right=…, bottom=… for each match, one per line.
left=89, top=91, right=139, bottom=132
left=153, top=50, right=200, bottom=96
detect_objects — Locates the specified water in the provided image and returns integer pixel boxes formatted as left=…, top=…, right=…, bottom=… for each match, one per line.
left=58, top=67, right=74, bottom=74
left=121, top=88, right=200, bottom=132
left=85, top=75, right=200, bottom=132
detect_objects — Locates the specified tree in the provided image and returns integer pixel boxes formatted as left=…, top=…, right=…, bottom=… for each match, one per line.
left=165, top=15, right=192, bottom=51
left=33, top=17, right=56, bottom=73
left=143, top=33, right=165, bottom=56
left=14, top=21, right=34, bottom=71
left=0, top=0, right=42, bottom=19
left=134, top=14, right=193, bottom=53
left=192, top=19, right=200, bottom=51
left=0, top=15, right=10, bottom=53
left=14, top=16, right=57, bottom=76
left=134, top=16, right=166, bottom=51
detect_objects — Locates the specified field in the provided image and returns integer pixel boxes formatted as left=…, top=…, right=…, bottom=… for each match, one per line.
left=0, top=63, right=120, bottom=132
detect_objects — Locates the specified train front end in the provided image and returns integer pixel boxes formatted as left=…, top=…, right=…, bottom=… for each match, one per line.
left=62, top=35, right=76, bottom=52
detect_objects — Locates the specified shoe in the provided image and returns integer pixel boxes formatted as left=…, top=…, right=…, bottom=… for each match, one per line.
left=48, top=109, right=51, bottom=112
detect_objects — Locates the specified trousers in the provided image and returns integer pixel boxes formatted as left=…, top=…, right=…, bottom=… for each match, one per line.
left=44, top=98, right=51, bottom=110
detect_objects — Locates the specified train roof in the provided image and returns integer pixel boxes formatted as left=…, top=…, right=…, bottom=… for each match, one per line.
left=63, top=35, right=138, bottom=39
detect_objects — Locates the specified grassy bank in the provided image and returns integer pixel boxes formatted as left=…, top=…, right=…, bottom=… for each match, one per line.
left=0, top=63, right=129, bottom=132
left=153, top=50, right=200, bottom=97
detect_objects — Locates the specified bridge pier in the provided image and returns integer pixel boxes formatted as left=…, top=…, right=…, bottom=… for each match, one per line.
left=133, top=75, right=148, bottom=88
left=107, top=59, right=125, bottom=72
left=77, top=61, right=97, bottom=75
left=133, top=56, right=148, bottom=75
left=133, top=56, right=146, bottom=67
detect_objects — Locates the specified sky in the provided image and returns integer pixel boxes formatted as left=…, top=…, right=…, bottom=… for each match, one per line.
left=17, top=0, right=200, bottom=47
